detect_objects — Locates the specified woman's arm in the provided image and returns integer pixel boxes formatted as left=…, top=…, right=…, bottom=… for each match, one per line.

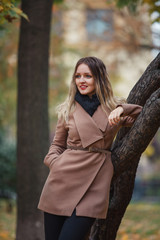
left=108, top=104, right=142, bottom=127
left=44, top=118, right=68, bottom=169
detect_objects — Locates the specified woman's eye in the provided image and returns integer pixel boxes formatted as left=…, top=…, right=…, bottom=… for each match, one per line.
left=85, top=75, right=92, bottom=78
left=75, top=75, right=81, bottom=79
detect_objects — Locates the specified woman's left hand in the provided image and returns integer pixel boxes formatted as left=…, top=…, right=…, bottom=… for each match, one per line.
left=108, top=106, right=124, bottom=126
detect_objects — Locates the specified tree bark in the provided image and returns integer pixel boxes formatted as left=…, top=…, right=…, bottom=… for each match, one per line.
left=89, top=53, right=160, bottom=240
left=16, top=0, right=53, bottom=239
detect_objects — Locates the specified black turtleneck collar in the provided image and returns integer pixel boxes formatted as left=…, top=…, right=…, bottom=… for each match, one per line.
left=75, top=90, right=100, bottom=116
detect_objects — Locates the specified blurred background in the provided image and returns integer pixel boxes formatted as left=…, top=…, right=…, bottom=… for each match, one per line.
left=0, top=0, right=160, bottom=239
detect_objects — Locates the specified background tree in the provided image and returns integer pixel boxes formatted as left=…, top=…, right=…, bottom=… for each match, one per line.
left=108, top=0, right=160, bottom=51
left=16, top=0, right=53, bottom=239
left=89, top=52, right=160, bottom=240
left=114, top=0, right=160, bottom=23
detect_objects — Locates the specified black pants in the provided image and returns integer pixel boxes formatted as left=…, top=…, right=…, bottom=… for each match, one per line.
left=44, top=209, right=95, bottom=240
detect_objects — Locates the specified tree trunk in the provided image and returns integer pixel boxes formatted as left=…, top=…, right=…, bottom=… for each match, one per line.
left=89, top=53, right=160, bottom=240
left=16, top=0, right=53, bottom=239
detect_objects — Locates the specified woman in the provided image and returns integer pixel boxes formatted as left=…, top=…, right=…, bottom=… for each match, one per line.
left=38, top=56, right=142, bottom=240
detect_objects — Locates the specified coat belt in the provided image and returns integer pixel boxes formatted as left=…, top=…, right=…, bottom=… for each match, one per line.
left=67, top=145, right=110, bottom=154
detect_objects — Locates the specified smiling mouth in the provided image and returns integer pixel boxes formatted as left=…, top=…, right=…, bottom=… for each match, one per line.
left=80, top=85, right=87, bottom=90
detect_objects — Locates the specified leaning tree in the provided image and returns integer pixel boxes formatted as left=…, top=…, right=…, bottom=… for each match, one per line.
left=89, top=52, right=160, bottom=240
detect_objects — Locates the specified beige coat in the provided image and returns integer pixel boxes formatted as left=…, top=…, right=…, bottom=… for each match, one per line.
left=38, top=102, right=142, bottom=219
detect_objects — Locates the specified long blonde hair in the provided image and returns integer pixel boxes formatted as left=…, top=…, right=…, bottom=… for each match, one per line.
left=56, top=56, right=125, bottom=121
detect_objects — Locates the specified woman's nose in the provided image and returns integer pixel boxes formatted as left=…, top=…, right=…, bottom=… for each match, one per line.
left=79, top=75, right=85, bottom=82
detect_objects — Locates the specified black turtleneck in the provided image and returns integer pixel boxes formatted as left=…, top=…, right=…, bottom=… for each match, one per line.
left=75, top=91, right=100, bottom=116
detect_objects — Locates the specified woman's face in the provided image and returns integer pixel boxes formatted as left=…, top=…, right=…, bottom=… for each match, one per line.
left=75, top=63, right=96, bottom=97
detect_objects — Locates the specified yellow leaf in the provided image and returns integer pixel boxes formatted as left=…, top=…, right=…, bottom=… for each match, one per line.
left=11, top=6, right=29, bottom=21
left=144, top=144, right=154, bottom=157
left=121, top=234, right=129, bottom=240
left=21, top=12, right=29, bottom=21
left=0, top=231, right=9, bottom=238
left=12, top=7, right=22, bottom=15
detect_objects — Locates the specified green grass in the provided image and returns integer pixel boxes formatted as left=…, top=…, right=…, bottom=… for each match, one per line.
left=0, top=200, right=160, bottom=240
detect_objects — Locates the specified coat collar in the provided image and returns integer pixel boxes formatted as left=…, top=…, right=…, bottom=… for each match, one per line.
left=73, top=102, right=109, bottom=148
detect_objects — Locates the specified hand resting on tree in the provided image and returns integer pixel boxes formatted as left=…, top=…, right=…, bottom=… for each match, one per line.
left=108, top=106, right=124, bottom=126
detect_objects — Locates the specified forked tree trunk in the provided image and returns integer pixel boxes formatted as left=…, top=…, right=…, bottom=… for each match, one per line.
left=89, top=53, right=160, bottom=240
left=17, top=0, right=53, bottom=239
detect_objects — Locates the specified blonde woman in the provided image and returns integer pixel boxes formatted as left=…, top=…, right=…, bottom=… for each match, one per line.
left=38, top=57, right=142, bottom=240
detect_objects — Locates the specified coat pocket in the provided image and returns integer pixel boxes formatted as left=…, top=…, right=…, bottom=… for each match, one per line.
left=49, top=155, right=61, bottom=169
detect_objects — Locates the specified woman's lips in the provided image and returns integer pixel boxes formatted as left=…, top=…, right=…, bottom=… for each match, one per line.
left=80, top=85, right=87, bottom=90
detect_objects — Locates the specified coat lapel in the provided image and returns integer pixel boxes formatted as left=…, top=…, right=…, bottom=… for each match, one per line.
left=92, top=104, right=110, bottom=132
left=73, top=102, right=109, bottom=148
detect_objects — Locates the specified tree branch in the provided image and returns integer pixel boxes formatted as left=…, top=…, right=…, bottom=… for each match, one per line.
left=114, top=52, right=160, bottom=143
left=139, top=44, right=160, bottom=51
left=127, top=52, right=160, bottom=105
left=112, top=87, right=160, bottom=178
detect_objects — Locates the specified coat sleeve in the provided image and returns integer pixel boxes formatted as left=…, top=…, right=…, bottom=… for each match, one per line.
left=44, top=118, right=68, bottom=169
left=117, top=103, right=142, bottom=127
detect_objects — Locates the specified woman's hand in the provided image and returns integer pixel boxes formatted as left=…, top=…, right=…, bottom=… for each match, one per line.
left=108, top=106, right=124, bottom=126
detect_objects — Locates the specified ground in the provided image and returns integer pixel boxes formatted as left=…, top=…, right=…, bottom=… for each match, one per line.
left=117, top=202, right=160, bottom=240
left=0, top=200, right=160, bottom=240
